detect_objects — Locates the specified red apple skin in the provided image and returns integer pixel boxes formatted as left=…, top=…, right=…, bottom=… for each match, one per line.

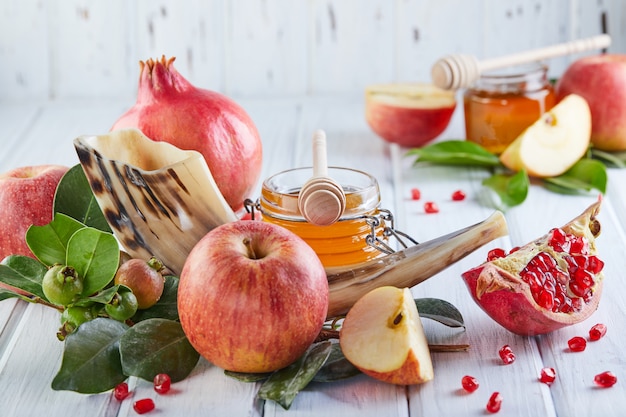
left=178, top=220, right=329, bottom=373
left=0, top=165, right=69, bottom=261
left=556, top=54, right=626, bottom=151
left=366, top=101, right=456, bottom=148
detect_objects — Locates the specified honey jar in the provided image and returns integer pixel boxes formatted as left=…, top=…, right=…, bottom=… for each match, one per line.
left=463, top=63, right=556, bottom=154
left=255, top=167, right=389, bottom=268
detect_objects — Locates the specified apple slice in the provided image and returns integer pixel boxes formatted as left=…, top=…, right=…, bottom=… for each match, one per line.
left=339, top=286, right=434, bottom=385
left=365, top=83, right=456, bottom=148
left=499, top=94, right=591, bottom=177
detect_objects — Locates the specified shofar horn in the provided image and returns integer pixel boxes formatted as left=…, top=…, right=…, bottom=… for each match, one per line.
left=325, top=211, right=508, bottom=319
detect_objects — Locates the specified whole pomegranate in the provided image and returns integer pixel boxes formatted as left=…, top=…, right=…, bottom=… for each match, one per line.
left=462, top=199, right=604, bottom=336
left=111, top=56, right=263, bottom=213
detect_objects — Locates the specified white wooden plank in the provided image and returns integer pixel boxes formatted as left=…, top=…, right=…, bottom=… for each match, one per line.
left=0, top=0, right=49, bottom=101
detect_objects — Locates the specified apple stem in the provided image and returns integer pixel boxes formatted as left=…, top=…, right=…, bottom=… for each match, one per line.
left=242, top=237, right=257, bottom=260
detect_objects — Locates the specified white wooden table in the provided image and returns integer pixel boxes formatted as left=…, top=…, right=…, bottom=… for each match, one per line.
left=1, top=96, right=625, bottom=417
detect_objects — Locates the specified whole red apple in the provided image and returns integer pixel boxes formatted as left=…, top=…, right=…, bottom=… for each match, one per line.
left=365, top=83, right=456, bottom=148
left=556, top=54, right=626, bottom=151
left=0, top=165, right=69, bottom=261
left=178, top=220, right=329, bottom=373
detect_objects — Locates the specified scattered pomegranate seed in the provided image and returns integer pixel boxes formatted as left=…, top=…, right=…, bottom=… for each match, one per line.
left=486, top=391, right=502, bottom=413
left=410, top=188, right=421, bottom=200
left=589, top=323, right=607, bottom=341
left=154, top=373, right=171, bottom=394
left=461, top=375, right=479, bottom=393
left=424, top=201, right=439, bottom=214
left=539, top=367, right=557, bottom=385
left=594, top=371, right=617, bottom=388
left=133, top=398, right=155, bottom=414
left=113, top=382, right=130, bottom=400
left=487, top=248, right=506, bottom=261
left=498, top=345, right=516, bottom=365
left=568, top=336, right=587, bottom=352
left=451, top=189, right=466, bottom=201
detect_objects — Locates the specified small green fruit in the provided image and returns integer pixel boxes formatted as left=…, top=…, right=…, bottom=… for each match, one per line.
left=105, top=291, right=138, bottom=322
left=42, top=265, right=83, bottom=306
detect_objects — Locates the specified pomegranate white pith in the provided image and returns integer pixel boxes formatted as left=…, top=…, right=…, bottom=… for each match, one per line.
left=462, top=199, right=603, bottom=336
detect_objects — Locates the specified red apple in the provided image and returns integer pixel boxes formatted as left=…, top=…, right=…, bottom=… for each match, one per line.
left=177, top=220, right=329, bottom=373
left=365, top=83, right=456, bottom=148
left=556, top=54, right=626, bottom=151
left=0, top=165, right=69, bottom=261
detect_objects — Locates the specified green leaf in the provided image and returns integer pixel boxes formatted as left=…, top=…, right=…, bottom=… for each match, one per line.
left=53, top=164, right=112, bottom=233
left=51, top=318, right=128, bottom=393
left=482, top=169, right=530, bottom=208
left=407, top=140, right=501, bottom=167
left=224, top=370, right=271, bottom=383
left=25, top=213, right=85, bottom=266
left=591, top=148, right=626, bottom=168
left=73, top=285, right=120, bottom=307
left=258, top=341, right=333, bottom=410
left=415, top=298, right=465, bottom=328
left=119, top=318, right=199, bottom=382
left=0, top=255, right=48, bottom=299
left=312, top=341, right=360, bottom=382
left=543, top=159, right=607, bottom=195
left=66, top=227, right=120, bottom=296
left=131, top=276, right=180, bottom=322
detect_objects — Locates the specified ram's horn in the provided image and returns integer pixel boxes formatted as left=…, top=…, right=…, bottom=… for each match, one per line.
left=325, top=211, right=508, bottom=319
left=74, top=128, right=238, bottom=275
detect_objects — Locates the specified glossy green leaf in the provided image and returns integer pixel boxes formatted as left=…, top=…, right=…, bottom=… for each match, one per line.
left=407, top=140, right=501, bottom=167
left=0, top=255, right=48, bottom=299
left=543, top=159, right=607, bottom=195
left=131, top=276, right=180, bottom=322
left=312, top=341, right=360, bottom=382
left=591, top=148, right=626, bottom=168
left=25, top=213, right=85, bottom=266
left=51, top=318, right=128, bottom=393
left=119, top=318, right=199, bottom=382
left=258, top=341, right=333, bottom=410
left=415, top=297, right=465, bottom=328
left=73, top=285, right=120, bottom=307
left=53, top=164, right=112, bottom=233
left=66, top=227, right=120, bottom=296
left=224, top=370, right=271, bottom=383
left=482, top=169, right=530, bottom=208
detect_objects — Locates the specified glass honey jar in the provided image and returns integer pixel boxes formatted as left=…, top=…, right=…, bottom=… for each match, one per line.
left=463, top=63, right=556, bottom=154
left=253, top=167, right=389, bottom=268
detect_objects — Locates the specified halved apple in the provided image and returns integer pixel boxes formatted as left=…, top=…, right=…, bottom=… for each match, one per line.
left=365, top=83, right=456, bottom=148
left=499, top=94, right=591, bottom=177
left=339, top=286, right=434, bottom=385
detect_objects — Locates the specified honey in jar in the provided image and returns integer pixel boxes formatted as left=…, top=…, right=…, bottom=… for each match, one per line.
left=463, top=63, right=556, bottom=154
left=258, top=167, right=386, bottom=268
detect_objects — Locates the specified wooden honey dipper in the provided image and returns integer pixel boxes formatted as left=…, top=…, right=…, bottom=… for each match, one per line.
left=297, top=130, right=346, bottom=226
left=431, top=34, right=611, bottom=90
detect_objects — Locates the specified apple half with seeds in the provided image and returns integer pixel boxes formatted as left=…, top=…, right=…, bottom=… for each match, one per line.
left=499, top=94, right=591, bottom=178
left=365, top=83, right=456, bottom=147
left=339, top=286, right=434, bottom=385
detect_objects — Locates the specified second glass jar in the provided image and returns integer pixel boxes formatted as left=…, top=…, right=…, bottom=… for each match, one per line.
left=463, top=63, right=556, bottom=154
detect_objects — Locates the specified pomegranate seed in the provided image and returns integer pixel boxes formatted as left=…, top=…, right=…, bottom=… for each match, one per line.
left=508, top=246, right=520, bottom=254
left=486, top=391, right=502, bottom=413
left=451, top=189, right=466, bottom=201
left=568, top=336, right=587, bottom=352
left=589, top=323, right=607, bottom=341
left=539, top=367, right=557, bottom=385
left=424, top=201, right=439, bottom=214
left=113, top=382, right=130, bottom=400
left=133, top=398, right=155, bottom=414
left=487, top=248, right=506, bottom=261
left=410, top=188, right=421, bottom=200
left=461, top=375, right=479, bottom=393
left=594, top=371, right=617, bottom=388
left=498, top=345, right=515, bottom=365
left=153, top=373, right=171, bottom=394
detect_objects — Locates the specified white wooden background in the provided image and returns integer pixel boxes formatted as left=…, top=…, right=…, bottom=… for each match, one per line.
left=1, top=0, right=625, bottom=102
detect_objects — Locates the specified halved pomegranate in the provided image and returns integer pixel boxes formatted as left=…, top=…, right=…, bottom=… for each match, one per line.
left=462, top=199, right=603, bottom=336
